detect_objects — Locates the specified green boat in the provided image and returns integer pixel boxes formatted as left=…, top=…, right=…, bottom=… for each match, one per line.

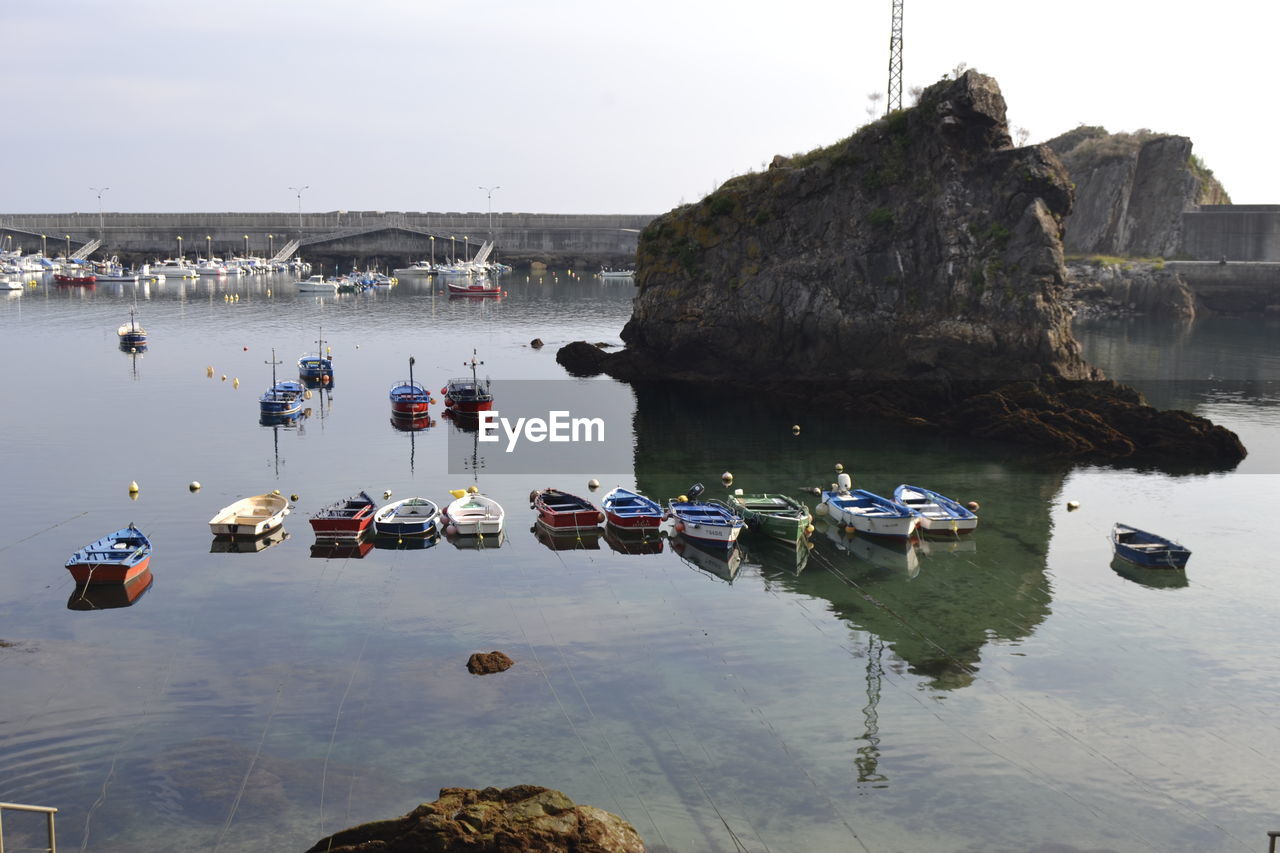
left=727, top=493, right=813, bottom=544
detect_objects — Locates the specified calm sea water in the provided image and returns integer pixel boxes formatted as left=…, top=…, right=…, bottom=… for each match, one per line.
left=0, top=275, right=1276, bottom=853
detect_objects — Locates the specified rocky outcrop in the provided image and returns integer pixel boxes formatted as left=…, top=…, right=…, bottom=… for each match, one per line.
left=467, top=651, right=514, bottom=674
left=304, top=785, right=645, bottom=853
left=1047, top=126, right=1230, bottom=257
left=1064, top=260, right=1196, bottom=320
left=565, top=71, right=1245, bottom=467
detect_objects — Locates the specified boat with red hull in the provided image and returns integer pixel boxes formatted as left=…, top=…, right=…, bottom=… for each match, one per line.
left=442, top=350, right=493, bottom=413
left=55, top=269, right=96, bottom=285
left=445, top=277, right=500, bottom=296
left=65, top=524, right=152, bottom=585
left=530, top=488, right=604, bottom=530
left=309, top=491, right=376, bottom=536
left=601, top=487, right=663, bottom=529
left=390, top=355, right=431, bottom=417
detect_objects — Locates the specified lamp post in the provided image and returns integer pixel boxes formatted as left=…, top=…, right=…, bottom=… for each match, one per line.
left=243, top=235, right=249, bottom=258
left=478, top=185, right=500, bottom=250
left=41, top=234, right=47, bottom=257
left=288, top=185, right=309, bottom=232
left=451, top=236, right=456, bottom=264
left=268, top=234, right=274, bottom=258
left=90, top=186, right=109, bottom=236
left=464, top=235, right=469, bottom=263
left=177, top=235, right=183, bottom=260
left=65, top=234, right=71, bottom=258
left=206, top=235, right=212, bottom=262
left=430, top=235, right=435, bottom=267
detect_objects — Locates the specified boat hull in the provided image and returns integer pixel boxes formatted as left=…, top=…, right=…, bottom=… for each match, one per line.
left=729, top=494, right=813, bottom=543
left=667, top=502, right=744, bottom=549
left=66, top=554, right=150, bottom=585
left=1112, top=523, right=1191, bottom=568
left=208, top=494, right=289, bottom=537
left=310, top=493, right=376, bottom=537
left=893, top=485, right=978, bottom=536
left=602, top=487, right=664, bottom=529
left=444, top=494, right=504, bottom=535
left=373, top=498, right=439, bottom=537
left=822, top=490, right=919, bottom=539
left=533, top=489, right=604, bottom=530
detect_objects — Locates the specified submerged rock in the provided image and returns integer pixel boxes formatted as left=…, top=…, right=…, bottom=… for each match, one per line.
left=570, top=70, right=1244, bottom=467
left=304, top=785, right=645, bottom=853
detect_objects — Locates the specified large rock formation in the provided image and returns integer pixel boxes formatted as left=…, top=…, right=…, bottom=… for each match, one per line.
left=304, top=785, right=645, bottom=853
left=566, top=71, right=1245, bottom=466
left=1047, top=126, right=1230, bottom=258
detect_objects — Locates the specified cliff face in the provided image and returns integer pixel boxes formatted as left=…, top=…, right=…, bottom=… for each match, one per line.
left=622, top=71, right=1096, bottom=385
left=1047, top=127, right=1230, bottom=257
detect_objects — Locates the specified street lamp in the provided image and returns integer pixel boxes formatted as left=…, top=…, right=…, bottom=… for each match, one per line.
left=288, top=185, right=309, bottom=232
left=450, top=236, right=456, bottom=264
left=478, top=185, right=500, bottom=245
left=177, top=235, right=183, bottom=259
left=243, top=235, right=249, bottom=258
left=65, top=234, right=71, bottom=258
left=90, top=186, right=109, bottom=236
left=430, top=235, right=435, bottom=267
left=206, top=235, right=212, bottom=261
left=464, top=235, right=469, bottom=263
left=268, top=234, right=274, bottom=258
left=41, top=234, right=47, bottom=257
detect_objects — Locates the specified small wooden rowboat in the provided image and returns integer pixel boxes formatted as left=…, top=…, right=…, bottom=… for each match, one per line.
left=208, top=492, right=290, bottom=538
left=65, top=524, right=152, bottom=585
left=667, top=484, right=744, bottom=550
left=892, top=484, right=977, bottom=536
left=1112, top=523, right=1191, bottom=569
left=601, top=487, right=663, bottom=529
left=531, top=488, right=604, bottom=530
left=373, top=497, right=440, bottom=537
left=444, top=489, right=505, bottom=536
left=821, top=489, right=918, bottom=539
left=310, top=491, right=376, bottom=537
left=727, top=492, right=813, bottom=543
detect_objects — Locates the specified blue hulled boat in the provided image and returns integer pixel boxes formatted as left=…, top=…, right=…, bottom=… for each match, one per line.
left=1112, top=523, right=1191, bottom=569
left=298, top=327, right=333, bottom=383
left=601, top=487, right=664, bottom=529
left=667, top=484, right=744, bottom=550
left=892, top=484, right=977, bottom=536
left=821, top=489, right=919, bottom=539
left=260, top=348, right=303, bottom=418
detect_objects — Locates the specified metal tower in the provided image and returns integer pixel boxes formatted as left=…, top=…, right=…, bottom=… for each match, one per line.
left=887, top=0, right=904, bottom=114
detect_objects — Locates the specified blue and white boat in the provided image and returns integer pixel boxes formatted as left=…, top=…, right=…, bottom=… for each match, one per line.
left=821, top=489, right=919, bottom=539
left=601, top=487, right=664, bottom=529
left=259, top=349, right=303, bottom=418
left=116, top=309, right=148, bottom=348
left=892, top=484, right=977, bottom=536
left=666, top=484, right=744, bottom=549
left=298, top=327, right=333, bottom=383
left=1112, top=523, right=1191, bottom=569
left=374, top=497, right=440, bottom=538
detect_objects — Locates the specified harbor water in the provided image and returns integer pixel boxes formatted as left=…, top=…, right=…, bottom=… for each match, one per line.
left=0, top=274, right=1276, bottom=852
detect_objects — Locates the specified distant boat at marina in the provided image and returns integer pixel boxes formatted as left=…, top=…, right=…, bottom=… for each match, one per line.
left=297, top=327, right=333, bottom=383
left=297, top=275, right=338, bottom=293
left=117, top=308, right=147, bottom=347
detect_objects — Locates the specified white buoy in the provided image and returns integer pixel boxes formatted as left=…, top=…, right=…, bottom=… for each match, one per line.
left=189, top=481, right=201, bottom=492
left=588, top=479, right=600, bottom=490
left=837, top=472, right=852, bottom=491
left=721, top=471, right=733, bottom=485
left=792, top=424, right=801, bottom=435
left=128, top=481, right=140, bottom=494
left=383, top=490, right=393, bottom=499
left=815, top=502, right=829, bottom=516
left=1066, top=500, right=1080, bottom=511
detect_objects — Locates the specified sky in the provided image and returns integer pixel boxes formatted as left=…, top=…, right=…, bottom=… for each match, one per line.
left=3, top=0, right=1275, bottom=215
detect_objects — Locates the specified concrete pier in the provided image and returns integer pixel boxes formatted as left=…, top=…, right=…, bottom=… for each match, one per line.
left=0, top=210, right=655, bottom=267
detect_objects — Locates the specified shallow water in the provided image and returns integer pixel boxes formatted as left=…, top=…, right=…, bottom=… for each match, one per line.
left=0, top=277, right=1276, bottom=852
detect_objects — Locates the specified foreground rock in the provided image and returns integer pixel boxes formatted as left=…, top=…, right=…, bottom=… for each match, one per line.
left=564, top=70, right=1245, bottom=467
left=304, top=785, right=644, bottom=853
left=467, top=650, right=514, bottom=674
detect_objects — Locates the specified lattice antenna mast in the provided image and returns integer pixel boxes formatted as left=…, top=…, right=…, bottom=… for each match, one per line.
left=887, top=0, right=904, bottom=114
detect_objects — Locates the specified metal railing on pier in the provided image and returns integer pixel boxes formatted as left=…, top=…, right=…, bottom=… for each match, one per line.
left=0, top=802, right=58, bottom=853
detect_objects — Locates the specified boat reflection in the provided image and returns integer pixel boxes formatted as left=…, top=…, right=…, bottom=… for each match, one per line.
left=310, top=532, right=375, bottom=559
left=819, top=520, right=920, bottom=577
left=917, top=536, right=978, bottom=557
left=373, top=528, right=441, bottom=551
left=442, top=408, right=480, bottom=432
left=446, top=528, right=505, bottom=550
left=210, top=527, right=290, bottom=553
left=390, top=412, right=435, bottom=432
left=1110, top=556, right=1189, bottom=590
left=67, top=569, right=154, bottom=611
left=739, top=536, right=810, bottom=576
left=603, top=522, right=665, bottom=555
left=672, top=534, right=741, bottom=583
left=531, top=520, right=602, bottom=551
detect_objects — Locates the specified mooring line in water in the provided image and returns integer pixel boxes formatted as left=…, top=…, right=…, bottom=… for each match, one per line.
left=318, top=628, right=371, bottom=842
left=79, top=640, right=183, bottom=852
left=213, top=681, right=286, bottom=852
left=0, top=510, right=88, bottom=553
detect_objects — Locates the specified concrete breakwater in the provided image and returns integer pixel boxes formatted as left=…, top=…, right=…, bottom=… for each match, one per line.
left=0, top=211, right=656, bottom=269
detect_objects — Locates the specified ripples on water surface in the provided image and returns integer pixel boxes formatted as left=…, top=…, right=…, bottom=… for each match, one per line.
left=0, top=277, right=1276, bottom=852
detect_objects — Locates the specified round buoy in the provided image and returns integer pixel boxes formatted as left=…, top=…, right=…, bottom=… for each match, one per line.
left=815, top=503, right=829, bottom=516
left=835, top=463, right=844, bottom=473
left=243, top=346, right=248, bottom=351
left=588, top=478, right=600, bottom=489
left=1066, top=500, right=1080, bottom=511
left=677, top=494, right=688, bottom=503
left=467, top=485, right=479, bottom=494
left=130, top=347, right=137, bottom=354
left=232, top=378, right=239, bottom=389
left=675, top=521, right=685, bottom=532
left=804, top=524, right=815, bottom=536
left=791, top=424, right=801, bottom=435
left=128, top=481, right=140, bottom=494
left=189, top=481, right=201, bottom=492
left=303, top=389, right=313, bottom=400
left=721, top=471, right=733, bottom=485
left=290, top=493, right=299, bottom=502
left=207, top=366, right=214, bottom=377
left=322, top=375, right=330, bottom=384
left=446, top=524, right=458, bottom=536
left=967, top=501, right=980, bottom=512
left=845, top=525, right=856, bottom=535
left=355, top=345, right=359, bottom=349
left=383, top=490, right=393, bottom=499
left=221, top=374, right=227, bottom=381
left=272, top=489, right=281, bottom=496
left=596, top=511, right=605, bottom=523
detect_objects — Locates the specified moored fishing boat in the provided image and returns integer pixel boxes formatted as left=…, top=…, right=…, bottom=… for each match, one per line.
left=297, top=274, right=338, bottom=293
left=1111, top=523, right=1192, bottom=569
left=531, top=488, right=604, bottom=530
left=601, top=487, right=664, bottom=529
left=443, top=488, right=504, bottom=535
left=207, top=492, right=290, bottom=537
left=65, top=524, right=152, bottom=585
left=666, top=484, right=744, bottom=549
left=442, top=350, right=493, bottom=413
left=820, top=488, right=919, bottom=539
left=597, top=267, right=635, bottom=278
left=373, top=497, right=440, bottom=537
left=390, top=355, right=431, bottom=417
left=259, top=349, right=303, bottom=418
left=297, top=327, right=333, bottom=383
left=116, top=308, right=148, bottom=347
left=309, top=491, right=376, bottom=537
left=727, top=491, right=813, bottom=543
left=892, top=484, right=978, bottom=536
left=54, top=267, right=96, bottom=285
left=445, top=276, right=500, bottom=296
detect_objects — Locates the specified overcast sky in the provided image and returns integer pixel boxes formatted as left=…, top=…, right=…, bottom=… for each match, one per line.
left=3, top=1, right=1273, bottom=215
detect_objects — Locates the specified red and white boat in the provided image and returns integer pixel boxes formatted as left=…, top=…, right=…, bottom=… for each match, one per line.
left=309, top=491, right=376, bottom=537
left=601, top=487, right=663, bottom=529
left=445, top=276, right=500, bottom=296
left=65, top=524, right=152, bottom=585
left=390, top=356, right=431, bottom=417
left=55, top=268, right=96, bottom=285
left=530, top=488, right=604, bottom=530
